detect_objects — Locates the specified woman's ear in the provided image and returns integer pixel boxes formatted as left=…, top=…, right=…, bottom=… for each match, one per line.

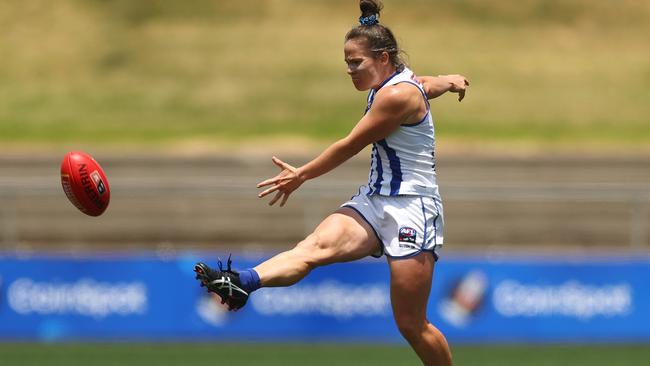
left=380, top=51, right=390, bottom=65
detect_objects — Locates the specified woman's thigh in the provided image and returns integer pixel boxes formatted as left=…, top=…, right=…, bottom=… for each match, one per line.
left=303, top=207, right=381, bottom=265
left=388, top=252, right=436, bottom=321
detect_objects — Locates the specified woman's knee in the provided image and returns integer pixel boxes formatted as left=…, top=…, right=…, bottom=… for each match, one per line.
left=294, top=232, right=334, bottom=267
left=394, top=314, right=427, bottom=341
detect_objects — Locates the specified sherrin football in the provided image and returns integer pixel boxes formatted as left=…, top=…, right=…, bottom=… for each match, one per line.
left=60, top=151, right=110, bottom=216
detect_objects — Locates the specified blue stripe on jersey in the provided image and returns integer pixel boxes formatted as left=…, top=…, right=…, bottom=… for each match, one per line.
left=365, top=90, right=375, bottom=114
left=403, top=110, right=430, bottom=127
left=420, top=197, right=428, bottom=248
left=371, top=143, right=384, bottom=194
left=432, top=198, right=442, bottom=246
left=377, top=139, right=402, bottom=195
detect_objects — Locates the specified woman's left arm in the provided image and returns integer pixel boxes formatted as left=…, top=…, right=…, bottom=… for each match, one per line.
left=417, top=74, right=470, bottom=101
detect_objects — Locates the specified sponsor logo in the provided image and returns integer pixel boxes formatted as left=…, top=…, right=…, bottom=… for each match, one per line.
left=439, top=270, right=488, bottom=327
left=7, top=278, right=147, bottom=318
left=78, top=163, right=105, bottom=209
left=251, top=281, right=391, bottom=319
left=493, top=280, right=632, bottom=319
left=399, top=243, right=419, bottom=250
left=398, top=227, right=417, bottom=244
left=90, top=171, right=106, bottom=195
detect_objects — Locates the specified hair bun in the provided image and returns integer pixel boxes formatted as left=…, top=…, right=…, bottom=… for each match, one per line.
left=346, top=0, right=405, bottom=69
left=360, top=0, right=383, bottom=18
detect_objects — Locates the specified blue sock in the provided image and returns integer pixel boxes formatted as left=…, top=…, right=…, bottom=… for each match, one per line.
left=238, top=269, right=261, bottom=293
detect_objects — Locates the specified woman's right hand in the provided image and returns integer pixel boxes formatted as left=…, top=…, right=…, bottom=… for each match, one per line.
left=256, top=156, right=305, bottom=207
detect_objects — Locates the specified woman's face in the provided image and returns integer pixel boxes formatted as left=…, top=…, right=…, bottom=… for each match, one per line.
left=344, top=38, right=390, bottom=91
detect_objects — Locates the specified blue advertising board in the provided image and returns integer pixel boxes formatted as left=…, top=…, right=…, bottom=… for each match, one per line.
left=0, top=252, right=648, bottom=343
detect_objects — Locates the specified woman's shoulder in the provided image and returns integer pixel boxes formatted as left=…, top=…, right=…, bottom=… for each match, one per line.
left=375, top=79, right=423, bottom=107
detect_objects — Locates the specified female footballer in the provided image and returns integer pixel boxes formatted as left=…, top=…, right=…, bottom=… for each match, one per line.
left=195, top=1, right=468, bottom=364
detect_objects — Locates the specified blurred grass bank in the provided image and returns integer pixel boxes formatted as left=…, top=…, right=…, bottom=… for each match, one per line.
left=1, top=0, right=648, bottom=148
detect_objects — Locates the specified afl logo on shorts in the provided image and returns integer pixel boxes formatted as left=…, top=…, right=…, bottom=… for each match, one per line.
left=399, top=227, right=417, bottom=244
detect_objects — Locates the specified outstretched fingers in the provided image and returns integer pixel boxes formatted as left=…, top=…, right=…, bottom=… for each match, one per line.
left=258, top=174, right=291, bottom=188
left=280, top=192, right=291, bottom=207
left=257, top=157, right=295, bottom=188
left=268, top=191, right=292, bottom=206
left=272, top=156, right=292, bottom=170
left=258, top=184, right=281, bottom=198
left=257, top=155, right=302, bottom=206
left=268, top=191, right=283, bottom=206
left=258, top=176, right=282, bottom=188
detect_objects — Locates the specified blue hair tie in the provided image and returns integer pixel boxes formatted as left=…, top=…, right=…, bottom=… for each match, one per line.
left=359, top=14, right=379, bottom=26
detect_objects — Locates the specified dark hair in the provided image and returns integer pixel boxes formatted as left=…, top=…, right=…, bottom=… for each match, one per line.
left=345, top=0, right=405, bottom=69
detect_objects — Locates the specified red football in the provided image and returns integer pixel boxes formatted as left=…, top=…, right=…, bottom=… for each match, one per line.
left=60, top=151, right=111, bottom=216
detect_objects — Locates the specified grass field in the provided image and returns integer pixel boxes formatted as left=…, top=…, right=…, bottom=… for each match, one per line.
left=1, top=343, right=648, bottom=366
left=1, top=0, right=649, bottom=147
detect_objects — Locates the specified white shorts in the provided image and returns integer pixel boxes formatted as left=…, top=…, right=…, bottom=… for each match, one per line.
left=341, top=190, right=444, bottom=260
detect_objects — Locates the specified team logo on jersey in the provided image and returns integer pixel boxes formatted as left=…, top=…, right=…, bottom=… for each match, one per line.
left=398, top=227, right=417, bottom=244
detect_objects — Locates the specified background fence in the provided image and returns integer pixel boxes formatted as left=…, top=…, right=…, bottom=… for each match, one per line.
left=1, top=153, right=648, bottom=253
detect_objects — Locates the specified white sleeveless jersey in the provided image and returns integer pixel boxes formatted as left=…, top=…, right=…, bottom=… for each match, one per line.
left=363, top=67, right=440, bottom=199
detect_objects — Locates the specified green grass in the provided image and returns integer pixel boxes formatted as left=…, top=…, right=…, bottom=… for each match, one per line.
left=1, top=0, right=649, bottom=147
left=0, top=343, right=648, bottom=366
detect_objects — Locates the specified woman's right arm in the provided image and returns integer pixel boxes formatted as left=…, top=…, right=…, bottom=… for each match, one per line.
left=417, top=74, right=470, bottom=101
left=257, top=84, right=420, bottom=206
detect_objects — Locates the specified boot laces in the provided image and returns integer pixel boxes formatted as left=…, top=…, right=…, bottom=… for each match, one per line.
left=217, top=253, right=234, bottom=274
